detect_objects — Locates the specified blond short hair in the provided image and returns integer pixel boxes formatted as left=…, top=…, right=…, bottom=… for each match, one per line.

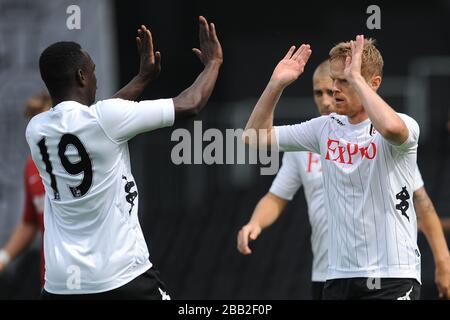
left=329, top=38, right=383, bottom=79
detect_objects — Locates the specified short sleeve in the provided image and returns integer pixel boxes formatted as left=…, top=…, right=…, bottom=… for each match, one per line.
left=92, top=98, right=175, bottom=143
left=269, top=152, right=303, bottom=201
left=393, top=113, right=420, bottom=152
left=274, top=116, right=326, bottom=153
left=414, top=163, right=424, bottom=191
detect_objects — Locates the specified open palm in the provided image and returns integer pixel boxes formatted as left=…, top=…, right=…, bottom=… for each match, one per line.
left=192, top=16, right=223, bottom=66
left=136, top=25, right=161, bottom=81
left=271, top=44, right=312, bottom=87
left=343, top=34, right=364, bottom=80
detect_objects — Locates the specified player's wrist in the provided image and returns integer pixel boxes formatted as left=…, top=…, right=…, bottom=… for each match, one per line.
left=247, top=221, right=262, bottom=231
left=0, top=249, right=11, bottom=266
left=136, top=71, right=154, bottom=82
left=204, top=60, right=222, bottom=70
left=267, top=78, right=287, bottom=91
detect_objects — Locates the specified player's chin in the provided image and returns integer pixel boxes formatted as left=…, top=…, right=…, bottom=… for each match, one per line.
left=334, top=106, right=347, bottom=115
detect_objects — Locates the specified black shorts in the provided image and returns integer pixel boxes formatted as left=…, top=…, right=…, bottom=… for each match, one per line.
left=323, top=277, right=421, bottom=300
left=311, top=281, right=325, bottom=300
left=41, top=267, right=170, bottom=300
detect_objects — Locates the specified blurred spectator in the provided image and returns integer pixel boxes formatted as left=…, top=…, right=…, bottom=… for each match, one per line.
left=0, top=91, right=51, bottom=287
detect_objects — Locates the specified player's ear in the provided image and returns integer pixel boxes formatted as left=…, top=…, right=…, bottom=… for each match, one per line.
left=76, top=69, right=86, bottom=87
left=370, top=75, right=381, bottom=91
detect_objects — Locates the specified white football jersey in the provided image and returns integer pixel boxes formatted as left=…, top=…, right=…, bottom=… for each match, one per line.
left=275, top=113, right=421, bottom=282
left=269, top=151, right=328, bottom=282
left=414, top=164, right=424, bottom=191
left=26, top=98, right=174, bottom=294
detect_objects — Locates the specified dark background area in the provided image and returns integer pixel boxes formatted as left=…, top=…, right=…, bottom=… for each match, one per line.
left=1, top=0, right=449, bottom=299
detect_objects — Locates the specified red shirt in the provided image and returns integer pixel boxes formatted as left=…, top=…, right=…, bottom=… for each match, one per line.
left=22, top=156, right=45, bottom=286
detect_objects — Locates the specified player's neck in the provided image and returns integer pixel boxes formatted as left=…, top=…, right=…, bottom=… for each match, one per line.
left=347, top=110, right=368, bottom=125
left=51, top=91, right=92, bottom=107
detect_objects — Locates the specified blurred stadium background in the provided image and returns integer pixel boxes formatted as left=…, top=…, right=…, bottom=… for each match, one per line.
left=0, top=0, right=449, bottom=299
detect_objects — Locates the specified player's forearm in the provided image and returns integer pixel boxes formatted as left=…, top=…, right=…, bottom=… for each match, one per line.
left=349, top=75, right=408, bottom=145
left=111, top=73, right=151, bottom=100
left=416, top=198, right=450, bottom=264
left=245, top=81, right=284, bottom=132
left=421, top=216, right=450, bottom=264
left=243, top=81, right=285, bottom=147
left=248, top=193, right=287, bottom=230
left=173, top=61, right=221, bottom=118
left=242, top=80, right=284, bottom=148
left=3, top=223, right=37, bottom=261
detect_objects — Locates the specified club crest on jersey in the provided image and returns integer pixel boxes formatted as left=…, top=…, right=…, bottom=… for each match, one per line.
left=369, top=124, right=377, bottom=136
left=325, top=138, right=377, bottom=164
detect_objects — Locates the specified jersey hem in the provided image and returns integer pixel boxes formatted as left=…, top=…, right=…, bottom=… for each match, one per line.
left=326, top=266, right=421, bottom=284
left=43, top=260, right=152, bottom=295
left=311, top=271, right=328, bottom=283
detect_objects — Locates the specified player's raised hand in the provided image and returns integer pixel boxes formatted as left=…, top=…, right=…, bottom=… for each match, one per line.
left=192, top=16, right=223, bottom=67
left=270, top=44, right=312, bottom=88
left=237, top=224, right=262, bottom=255
left=343, top=34, right=364, bottom=82
left=136, top=25, right=161, bottom=81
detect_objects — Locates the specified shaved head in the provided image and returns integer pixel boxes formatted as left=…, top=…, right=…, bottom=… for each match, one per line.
left=313, top=60, right=330, bottom=81
left=312, top=60, right=334, bottom=115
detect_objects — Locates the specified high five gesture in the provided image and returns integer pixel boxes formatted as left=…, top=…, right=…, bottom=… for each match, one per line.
left=271, top=44, right=312, bottom=88
left=343, top=34, right=364, bottom=82
left=192, top=16, right=223, bottom=67
left=112, top=24, right=161, bottom=100
left=136, top=24, right=161, bottom=82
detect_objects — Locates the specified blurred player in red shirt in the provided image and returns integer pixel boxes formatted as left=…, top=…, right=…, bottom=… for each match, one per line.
left=0, top=91, right=51, bottom=286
